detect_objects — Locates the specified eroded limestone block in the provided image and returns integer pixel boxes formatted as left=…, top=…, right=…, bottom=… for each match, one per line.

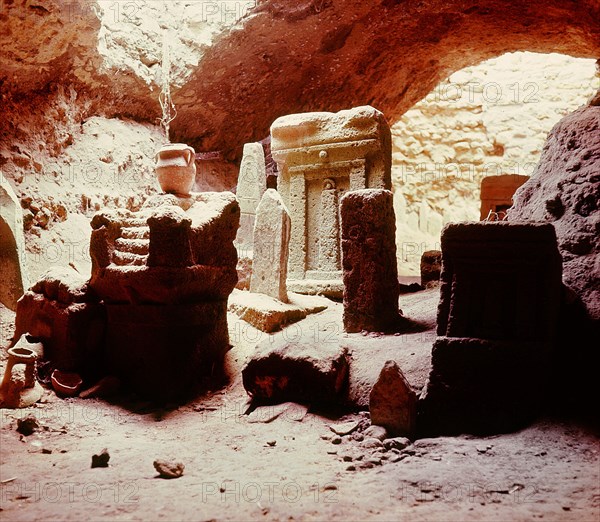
left=250, top=189, right=291, bottom=302
left=90, top=192, right=239, bottom=304
left=420, top=337, right=544, bottom=435
left=14, top=267, right=105, bottom=374
left=242, top=337, right=349, bottom=404
left=235, top=142, right=267, bottom=248
left=420, top=250, right=441, bottom=288
left=88, top=192, right=240, bottom=397
left=228, top=289, right=327, bottom=333
left=340, top=189, right=401, bottom=333
left=421, top=222, right=563, bottom=435
left=105, top=301, right=229, bottom=399
left=271, top=105, right=392, bottom=297
left=369, top=360, right=417, bottom=437
left=0, top=175, right=29, bottom=310
left=436, top=222, right=562, bottom=342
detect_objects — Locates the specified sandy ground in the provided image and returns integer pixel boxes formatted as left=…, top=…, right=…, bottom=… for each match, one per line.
left=0, top=293, right=599, bottom=522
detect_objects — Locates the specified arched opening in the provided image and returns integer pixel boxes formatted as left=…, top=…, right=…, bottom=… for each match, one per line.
left=389, top=51, right=598, bottom=275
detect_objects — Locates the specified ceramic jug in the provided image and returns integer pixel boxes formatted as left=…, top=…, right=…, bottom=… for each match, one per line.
left=155, top=143, right=196, bottom=197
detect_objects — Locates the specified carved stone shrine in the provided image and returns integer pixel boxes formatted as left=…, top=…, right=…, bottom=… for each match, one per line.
left=270, top=105, right=392, bottom=297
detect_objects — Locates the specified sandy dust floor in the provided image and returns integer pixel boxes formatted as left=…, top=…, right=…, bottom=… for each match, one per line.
left=0, top=294, right=599, bottom=522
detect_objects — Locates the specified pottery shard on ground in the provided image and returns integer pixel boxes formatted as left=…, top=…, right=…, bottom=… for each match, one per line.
left=242, top=337, right=349, bottom=405
left=250, top=189, right=291, bottom=302
left=369, top=360, right=417, bottom=437
left=341, top=189, right=401, bottom=333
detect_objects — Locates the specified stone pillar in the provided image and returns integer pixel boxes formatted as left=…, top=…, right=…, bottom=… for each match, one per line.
left=340, top=189, right=400, bottom=333
left=235, top=142, right=267, bottom=250
left=0, top=175, right=29, bottom=310
left=250, top=189, right=291, bottom=303
left=271, top=105, right=392, bottom=298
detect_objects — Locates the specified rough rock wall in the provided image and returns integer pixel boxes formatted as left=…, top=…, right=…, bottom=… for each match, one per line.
left=2, top=0, right=599, bottom=161
left=392, top=52, right=599, bottom=274
left=508, top=104, right=600, bottom=323
left=172, top=0, right=600, bottom=158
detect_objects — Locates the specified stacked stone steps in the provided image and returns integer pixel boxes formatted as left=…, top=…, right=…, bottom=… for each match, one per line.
left=112, top=250, right=147, bottom=266
left=112, top=221, right=150, bottom=266
left=121, top=226, right=149, bottom=240
left=115, top=237, right=149, bottom=255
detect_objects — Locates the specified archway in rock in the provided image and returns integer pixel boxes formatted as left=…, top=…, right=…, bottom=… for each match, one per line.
left=171, top=0, right=600, bottom=160
left=388, top=51, right=598, bottom=275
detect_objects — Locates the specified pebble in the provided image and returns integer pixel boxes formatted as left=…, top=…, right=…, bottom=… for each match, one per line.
left=91, top=449, right=110, bottom=468
left=153, top=459, right=184, bottom=479
left=331, top=436, right=342, bottom=445
left=384, top=437, right=411, bottom=451
left=360, top=437, right=384, bottom=449
left=328, top=421, right=360, bottom=436
left=16, top=416, right=40, bottom=436
left=364, top=425, right=388, bottom=441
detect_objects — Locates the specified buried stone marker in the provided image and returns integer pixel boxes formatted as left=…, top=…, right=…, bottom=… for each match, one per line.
left=369, top=360, right=417, bottom=437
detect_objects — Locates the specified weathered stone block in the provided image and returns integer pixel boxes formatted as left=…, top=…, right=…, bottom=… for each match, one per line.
left=228, top=289, right=327, bottom=333
left=86, top=192, right=240, bottom=397
left=250, top=189, right=291, bottom=302
left=242, top=338, right=349, bottom=404
left=421, top=222, right=563, bottom=435
left=420, top=337, right=544, bottom=435
left=90, top=192, right=239, bottom=304
left=436, top=222, right=562, bottom=342
left=105, top=301, right=229, bottom=399
left=341, top=189, right=401, bottom=333
left=14, top=267, right=105, bottom=374
left=420, top=250, right=441, bottom=288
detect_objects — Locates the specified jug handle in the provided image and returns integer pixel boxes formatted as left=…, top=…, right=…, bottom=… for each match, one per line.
left=185, top=148, right=195, bottom=166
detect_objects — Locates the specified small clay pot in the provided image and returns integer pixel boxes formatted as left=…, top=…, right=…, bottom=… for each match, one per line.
left=155, top=143, right=196, bottom=197
left=51, top=370, right=83, bottom=398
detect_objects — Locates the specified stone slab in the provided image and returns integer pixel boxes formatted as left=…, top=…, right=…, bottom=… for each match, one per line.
left=228, top=289, right=328, bottom=333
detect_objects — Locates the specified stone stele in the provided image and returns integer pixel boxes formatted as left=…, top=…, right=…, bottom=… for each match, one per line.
left=235, top=142, right=267, bottom=250
left=250, top=189, right=291, bottom=303
left=340, top=188, right=401, bottom=333
left=270, top=105, right=392, bottom=298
